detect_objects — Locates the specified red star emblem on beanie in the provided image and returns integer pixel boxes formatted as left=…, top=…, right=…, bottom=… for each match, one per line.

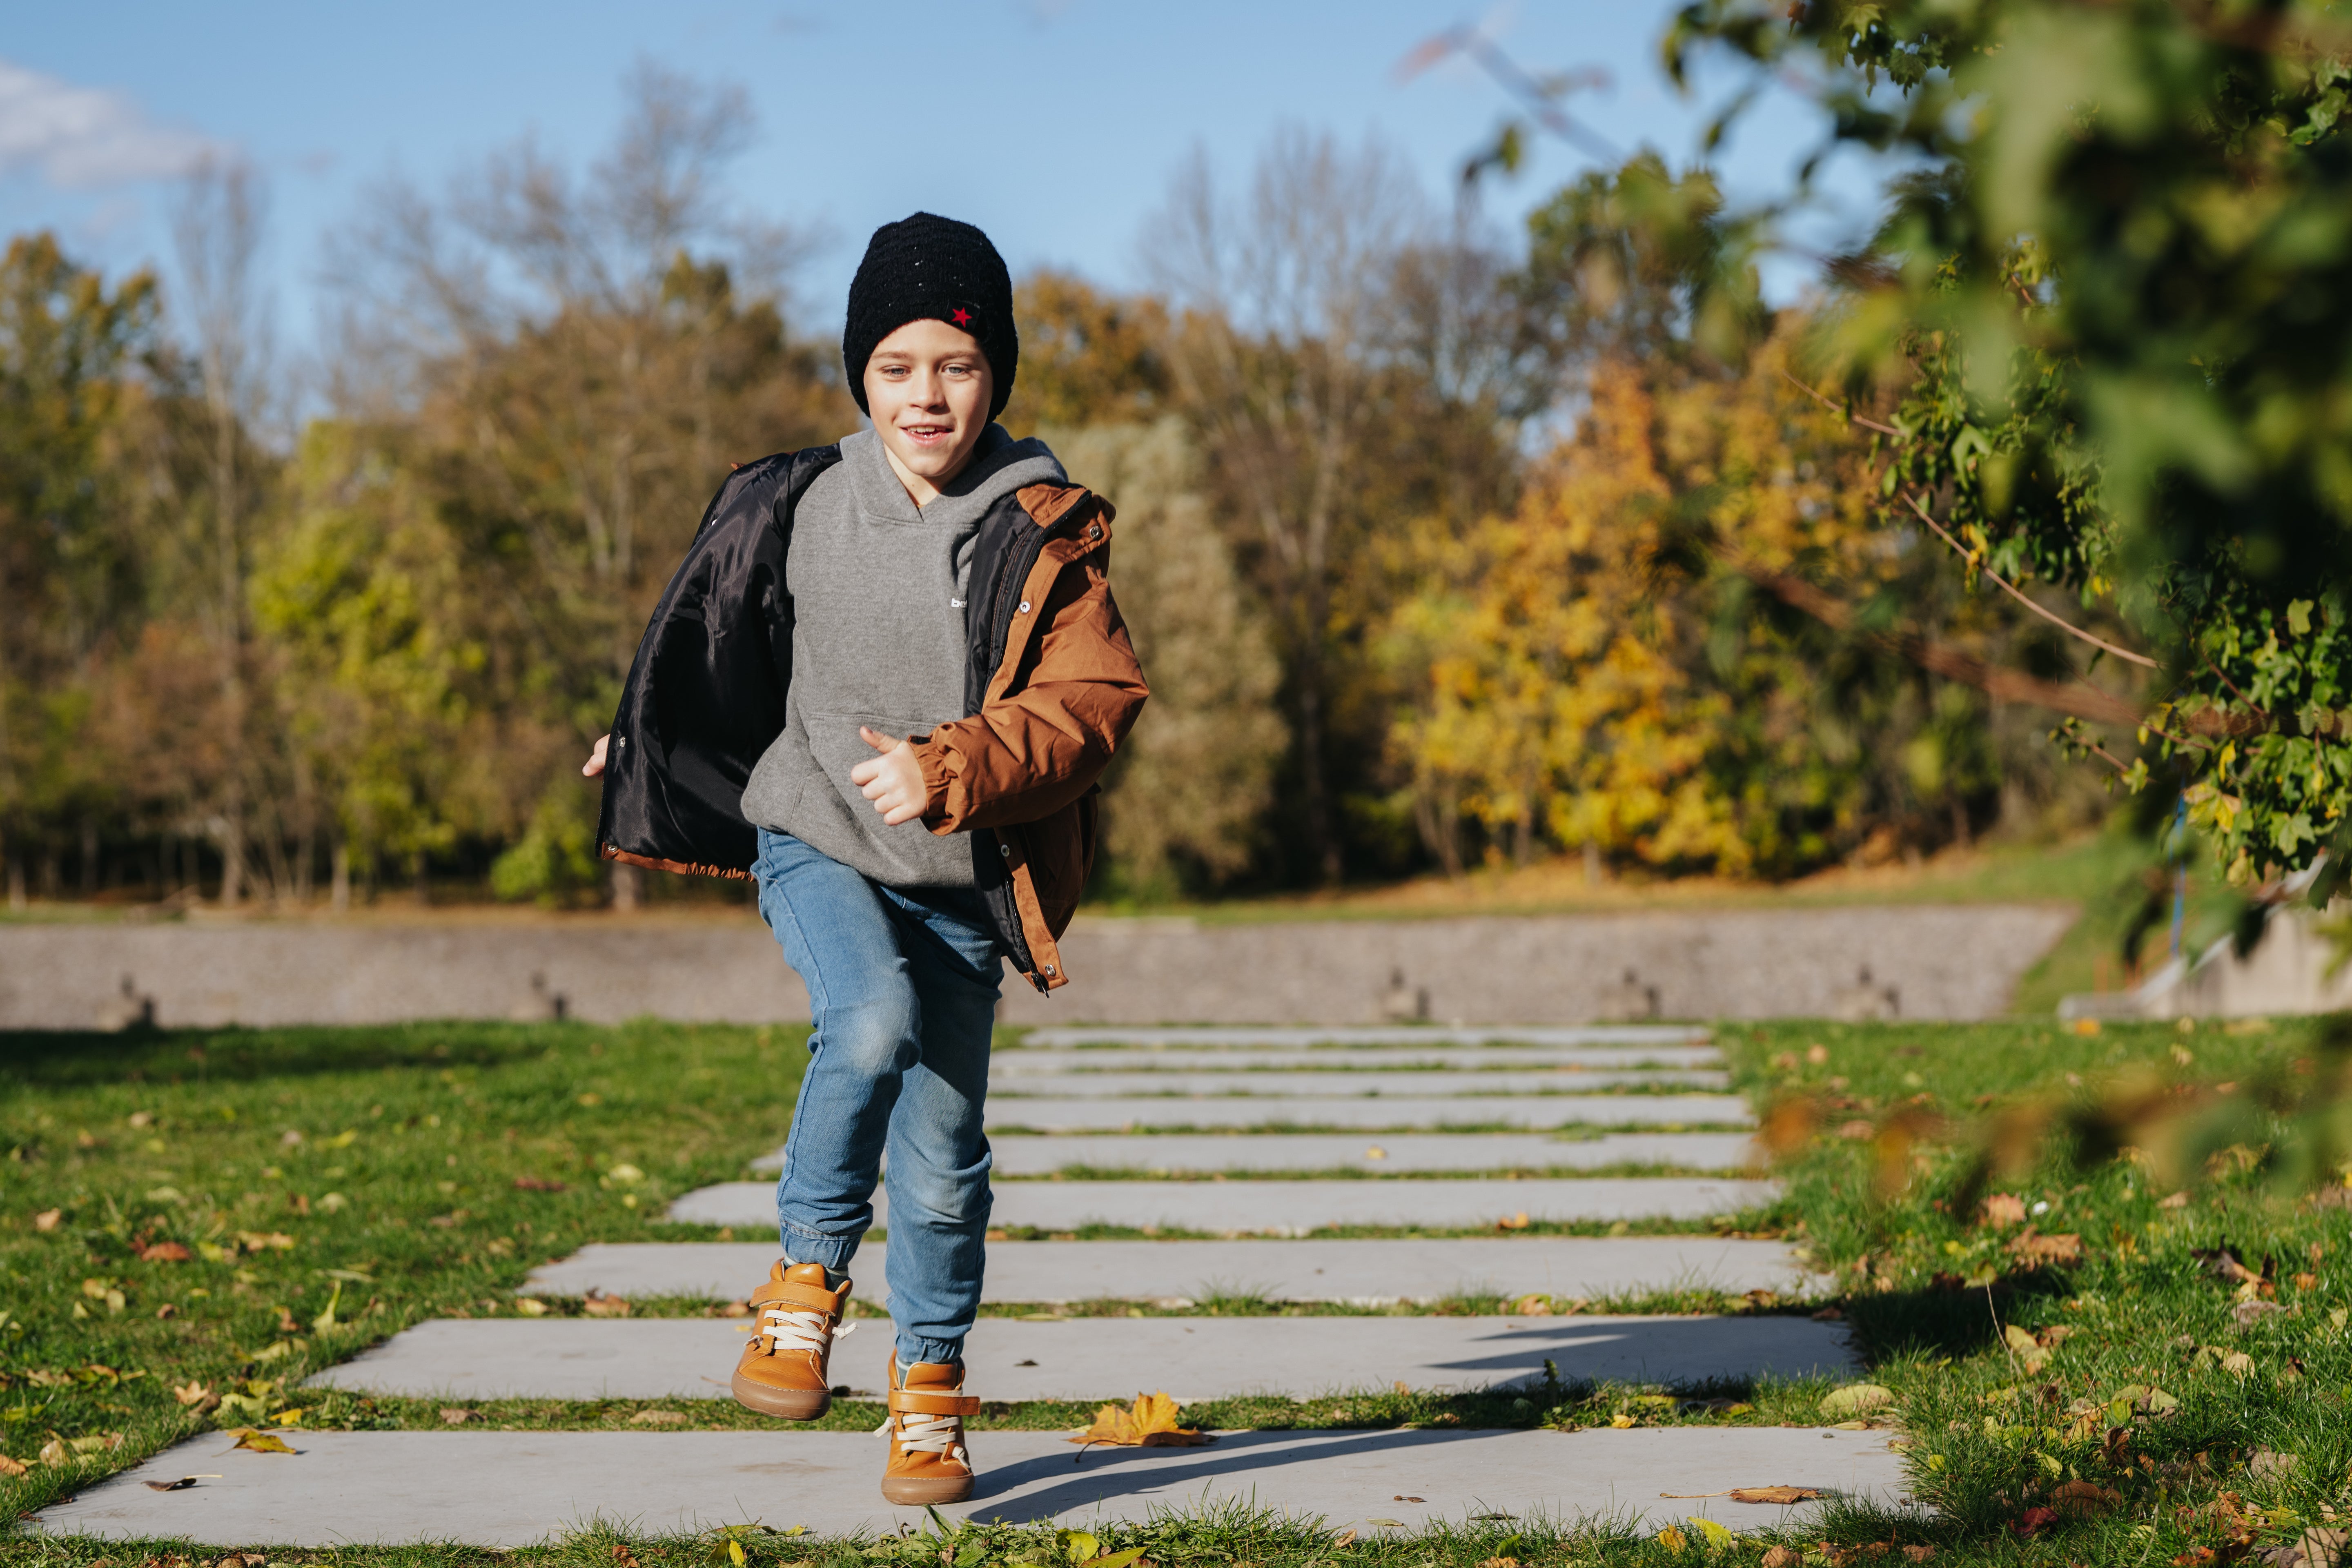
left=950, top=307, right=973, bottom=327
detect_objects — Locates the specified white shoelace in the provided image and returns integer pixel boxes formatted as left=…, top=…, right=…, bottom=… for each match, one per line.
left=757, top=1305, right=853, bottom=1356
left=876, top=1408, right=967, bottom=1467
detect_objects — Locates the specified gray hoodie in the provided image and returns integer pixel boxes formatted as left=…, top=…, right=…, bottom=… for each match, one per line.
left=737, top=423, right=1067, bottom=888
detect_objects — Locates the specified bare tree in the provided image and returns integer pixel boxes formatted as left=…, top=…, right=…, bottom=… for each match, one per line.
left=1144, top=128, right=1428, bottom=884
left=171, top=154, right=273, bottom=907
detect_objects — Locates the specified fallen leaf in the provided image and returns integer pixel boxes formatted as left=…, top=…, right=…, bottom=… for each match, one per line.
left=142, top=1477, right=203, bottom=1492
left=225, top=1429, right=295, bottom=1454
left=1730, top=1486, right=1824, bottom=1504
left=2294, top=1272, right=2319, bottom=1291
left=612, top=1549, right=643, bottom=1568
left=1761, top=1550, right=1801, bottom=1568
left=1365, top=1145, right=1388, bottom=1160
left=138, top=1241, right=191, bottom=1263
left=2159, top=1190, right=2191, bottom=1209
left=2071, top=1017, right=2101, bottom=1036
left=1981, top=1194, right=2028, bottom=1228
left=36, top=1438, right=67, bottom=1467
left=2221, top=1350, right=2255, bottom=1376
left=2235, top=1299, right=2287, bottom=1328
left=2008, top=1229, right=2084, bottom=1266
left=33, top=1208, right=62, bottom=1232
left=1513, top=1294, right=1552, bottom=1316
left=1069, top=1391, right=1211, bottom=1447
left=1496, top=1211, right=1530, bottom=1230
left=2247, top=1450, right=2299, bottom=1483
left=2193, top=1246, right=2265, bottom=1285
left=2013, top=1506, right=2060, bottom=1538
left=513, top=1176, right=568, bottom=1192
left=1393, top=1495, right=1425, bottom=1502
left=516, top=1298, right=549, bottom=1317
left=2268, top=1526, right=2348, bottom=1568
left=2050, top=1479, right=2121, bottom=1517
left=1609, top=1413, right=1637, bottom=1428
left=1811, top=1306, right=1845, bottom=1321
left=1688, top=1518, right=1735, bottom=1549
left=630, top=1410, right=687, bottom=1426
left=1656, top=1526, right=1688, bottom=1554
left=1331, top=1530, right=1357, bottom=1549
left=1367, top=1519, right=1407, bottom=1528
left=1819, top=1384, right=1896, bottom=1417
left=1477, top=1559, right=1518, bottom=1568
left=0, top=1454, right=24, bottom=1477
left=582, top=1290, right=631, bottom=1318
left=1838, top=1119, right=1875, bottom=1140
left=1903, top=1548, right=1936, bottom=1564
left=440, top=1409, right=475, bottom=1425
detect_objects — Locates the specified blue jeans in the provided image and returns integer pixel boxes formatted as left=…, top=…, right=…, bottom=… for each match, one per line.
left=753, top=829, right=1000, bottom=1369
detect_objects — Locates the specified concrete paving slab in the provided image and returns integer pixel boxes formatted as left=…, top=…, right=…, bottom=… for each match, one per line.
left=987, top=1070, right=1733, bottom=1096
left=1022, top=1026, right=1715, bottom=1048
left=993, top=1045, right=1727, bottom=1073
left=984, top=1095, right=1754, bottom=1132
left=754, top=1131, right=1762, bottom=1176
left=521, top=1237, right=1816, bottom=1304
left=34, top=1426, right=1914, bottom=1544
left=668, top=1178, right=1780, bottom=1233
left=307, top=1313, right=1855, bottom=1404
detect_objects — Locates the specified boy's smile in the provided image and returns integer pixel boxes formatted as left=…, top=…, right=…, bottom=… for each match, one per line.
left=864, top=316, right=996, bottom=508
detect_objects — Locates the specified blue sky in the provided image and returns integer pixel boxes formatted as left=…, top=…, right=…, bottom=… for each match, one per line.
left=2, top=2, right=1887, bottom=358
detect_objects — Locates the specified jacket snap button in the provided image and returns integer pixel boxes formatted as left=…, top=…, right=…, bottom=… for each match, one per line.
left=1000, top=844, right=1011, bottom=858
left=1043, top=965, right=1057, bottom=976
left=1018, top=600, right=1031, bottom=614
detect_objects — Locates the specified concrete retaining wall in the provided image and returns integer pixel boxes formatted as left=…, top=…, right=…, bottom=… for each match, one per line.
left=0, top=901, right=2074, bottom=1031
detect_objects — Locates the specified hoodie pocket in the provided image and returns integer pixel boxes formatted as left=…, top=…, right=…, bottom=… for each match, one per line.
left=806, top=711, right=939, bottom=823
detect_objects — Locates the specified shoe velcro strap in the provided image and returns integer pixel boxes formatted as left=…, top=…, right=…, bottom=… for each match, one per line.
left=888, top=1390, right=980, bottom=1417
left=751, top=1280, right=844, bottom=1314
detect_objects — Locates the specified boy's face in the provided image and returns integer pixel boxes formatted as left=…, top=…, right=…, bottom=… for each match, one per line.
left=864, top=317, right=996, bottom=504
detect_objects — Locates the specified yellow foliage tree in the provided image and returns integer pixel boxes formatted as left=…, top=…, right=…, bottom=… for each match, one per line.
left=1384, top=320, right=2011, bottom=878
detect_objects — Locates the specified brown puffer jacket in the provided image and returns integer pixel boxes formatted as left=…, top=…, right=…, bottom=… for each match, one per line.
left=594, top=446, right=1147, bottom=992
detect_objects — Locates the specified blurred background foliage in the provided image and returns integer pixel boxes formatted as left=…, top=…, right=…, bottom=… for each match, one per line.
left=23, top=0, right=2335, bottom=913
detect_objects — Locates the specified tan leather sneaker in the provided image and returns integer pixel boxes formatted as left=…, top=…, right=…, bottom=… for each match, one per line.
left=878, top=1354, right=980, bottom=1505
left=729, top=1261, right=855, bottom=1419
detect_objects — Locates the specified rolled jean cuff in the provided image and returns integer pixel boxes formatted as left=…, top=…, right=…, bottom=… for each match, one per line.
left=897, top=1336, right=964, bottom=1370
left=780, top=1224, right=858, bottom=1275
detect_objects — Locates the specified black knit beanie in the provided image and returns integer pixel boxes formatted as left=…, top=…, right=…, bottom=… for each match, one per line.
left=843, top=212, right=1018, bottom=421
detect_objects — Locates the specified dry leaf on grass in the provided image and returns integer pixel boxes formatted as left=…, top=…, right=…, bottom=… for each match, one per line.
left=1733, top=1486, right=1824, bottom=1504
left=2050, top=1480, right=2121, bottom=1517
left=630, top=1410, right=688, bottom=1425
left=33, top=1208, right=62, bottom=1232
left=0, top=1454, right=24, bottom=1477
left=1819, top=1384, right=1895, bottom=1417
left=2007, top=1227, right=2084, bottom=1266
left=582, top=1290, right=631, bottom=1318
left=1762, top=1550, right=1802, bottom=1568
left=1069, top=1391, right=1210, bottom=1447
left=513, top=1176, right=568, bottom=1192
left=139, top=1241, right=192, bottom=1263
left=1980, top=1194, right=2027, bottom=1227
left=1330, top=1530, right=1358, bottom=1549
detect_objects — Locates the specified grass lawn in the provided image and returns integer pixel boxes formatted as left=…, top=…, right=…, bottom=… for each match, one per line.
left=3, top=1013, right=2349, bottom=1565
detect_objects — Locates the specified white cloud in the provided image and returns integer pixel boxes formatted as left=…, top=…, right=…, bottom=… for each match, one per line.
left=0, top=56, right=223, bottom=187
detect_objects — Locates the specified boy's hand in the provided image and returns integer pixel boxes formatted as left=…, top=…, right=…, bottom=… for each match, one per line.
left=583, top=734, right=610, bottom=777
left=851, top=727, right=927, bottom=826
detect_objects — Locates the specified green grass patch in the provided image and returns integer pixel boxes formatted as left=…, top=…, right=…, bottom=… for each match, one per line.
left=7, top=1011, right=2352, bottom=1564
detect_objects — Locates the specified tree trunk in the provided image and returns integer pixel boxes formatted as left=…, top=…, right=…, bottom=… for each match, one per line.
left=330, top=840, right=351, bottom=913
left=610, top=861, right=641, bottom=913
left=5, top=857, right=23, bottom=911
left=80, top=820, right=98, bottom=895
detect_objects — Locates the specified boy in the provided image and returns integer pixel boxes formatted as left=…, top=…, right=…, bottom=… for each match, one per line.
left=583, top=213, right=1148, bottom=1503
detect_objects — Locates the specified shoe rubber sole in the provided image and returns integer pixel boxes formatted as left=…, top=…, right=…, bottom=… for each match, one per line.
left=730, top=1370, right=831, bottom=1420
left=880, top=1472, right=976, bottom=1506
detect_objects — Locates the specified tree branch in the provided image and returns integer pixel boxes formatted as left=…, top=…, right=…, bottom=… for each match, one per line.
left=1731, top=557, right=2145, bottom=726
left=1775, top=367, right=1904, bottom=438
left=1900, top=491, right=2162, bottom=670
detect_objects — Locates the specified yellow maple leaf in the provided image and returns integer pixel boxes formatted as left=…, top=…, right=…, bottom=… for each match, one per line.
left=1067, top=1391, right=1212, bottom=1448
left=224, top=1428, right=296, bottom=1454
